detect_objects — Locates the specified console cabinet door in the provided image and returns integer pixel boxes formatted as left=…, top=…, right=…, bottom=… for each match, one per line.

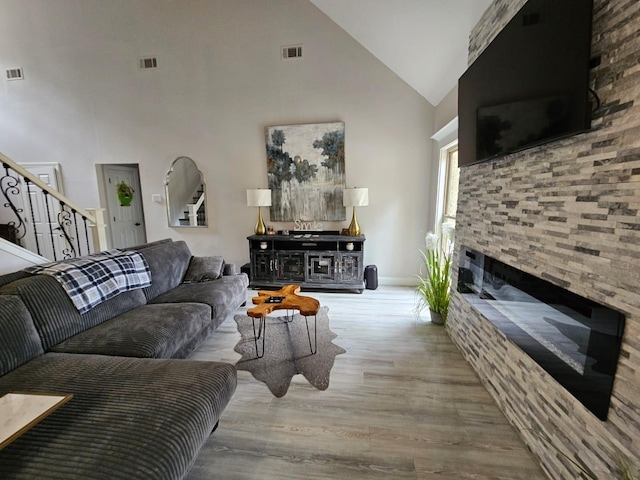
left=338, top=253, right=362, bottom=283
left=275, top=252, right=305, bottom=282
left=307, top=253, right=338, bottom=282
left=252, top=251, right=273, bottom=282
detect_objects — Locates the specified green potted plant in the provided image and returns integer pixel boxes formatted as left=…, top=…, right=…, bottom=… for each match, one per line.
left=416, top=227, right=453, bottom=325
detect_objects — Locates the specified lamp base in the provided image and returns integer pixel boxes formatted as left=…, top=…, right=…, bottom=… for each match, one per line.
left=255, top=207, right=266, bottom=235
left=347, top=207, right=361, bottom=236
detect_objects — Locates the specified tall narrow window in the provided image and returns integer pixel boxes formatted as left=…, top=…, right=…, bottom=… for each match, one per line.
left=443, top=146, right=459, bottom=226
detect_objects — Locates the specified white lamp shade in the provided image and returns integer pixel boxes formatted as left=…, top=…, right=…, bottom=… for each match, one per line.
left=246, top=189, right=272, bottom=207
left=343, top=187, right=369, bottom=207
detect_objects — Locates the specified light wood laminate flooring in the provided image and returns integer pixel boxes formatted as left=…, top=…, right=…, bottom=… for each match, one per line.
left=187, top=286, right=547, bottom=480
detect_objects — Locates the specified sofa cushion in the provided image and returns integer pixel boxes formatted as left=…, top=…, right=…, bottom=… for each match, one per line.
left=0, top=275, right=147, bottom=351
left=50, top=303, right=212, bottom=358
left=183, top=256, right=225, bottom=282
left=138, top=240, right=192, bottom=302
left=149, top=273, right=249, bottom=329
left=0, top=295, right=44, bottom=376
left=0, top=352, right=237, bottom=480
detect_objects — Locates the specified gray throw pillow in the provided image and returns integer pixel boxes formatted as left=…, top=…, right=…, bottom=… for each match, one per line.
left=183, top=256, right=225, bottom=283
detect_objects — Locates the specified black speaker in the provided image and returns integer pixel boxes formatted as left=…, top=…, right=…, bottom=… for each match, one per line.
left=241, top=263, right=251, bottom=280
left=364, top=265, right=378, bottom=290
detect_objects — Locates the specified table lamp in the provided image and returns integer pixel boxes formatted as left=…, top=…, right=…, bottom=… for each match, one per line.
left=246, top=189, right=272, bottom=235
left=343, top=187, right=368, bottom=236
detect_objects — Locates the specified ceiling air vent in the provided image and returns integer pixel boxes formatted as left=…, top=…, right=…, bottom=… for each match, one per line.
left=6, top=68, right=24, bottom=81
left=282, top=45, right=303, bottom=60
left=138, top=56, right=158, bottom=70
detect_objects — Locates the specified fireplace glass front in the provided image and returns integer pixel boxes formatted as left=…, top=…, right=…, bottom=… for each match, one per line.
left=458, top=247, right=626, bottom=421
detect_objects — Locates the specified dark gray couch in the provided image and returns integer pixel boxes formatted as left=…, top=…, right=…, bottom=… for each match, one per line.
left=0, top=239, right=249, bottom=479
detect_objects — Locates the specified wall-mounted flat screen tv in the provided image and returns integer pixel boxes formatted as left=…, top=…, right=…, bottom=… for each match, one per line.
left=458, top=0, right=594, bottom=167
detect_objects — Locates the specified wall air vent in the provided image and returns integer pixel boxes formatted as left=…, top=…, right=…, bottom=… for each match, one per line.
left=138, top=56, right=158, bottom=69
left=6, top=68, right=24, bottom=81
left=282, top=45, right=303, bottom=60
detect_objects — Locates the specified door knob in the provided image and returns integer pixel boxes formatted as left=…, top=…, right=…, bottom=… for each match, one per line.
left=135, top=223, right=141, bottom=226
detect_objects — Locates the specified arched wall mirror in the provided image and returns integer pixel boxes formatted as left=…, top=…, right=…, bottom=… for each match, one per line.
left=165, top=156, right=207, bottom=227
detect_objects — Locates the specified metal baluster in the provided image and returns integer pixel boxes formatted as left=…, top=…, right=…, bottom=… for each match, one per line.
left=0, top=160, right=99, bottom=260
left=57, top=202, right=76, bottom=259
left=43, top=191, right=58, bottom=261
left=1, top=160, right=99, bottom=260
left=83, top=216, right=91, bottom=254
left=0, top=163, right=26, bottom=244
left=23, top=178, right=42, bottom=256
left=72, top=209, right=82, bottom=256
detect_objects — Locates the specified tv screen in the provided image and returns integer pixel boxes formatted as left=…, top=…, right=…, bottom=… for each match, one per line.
left=458, top=0, right=594, bottom=167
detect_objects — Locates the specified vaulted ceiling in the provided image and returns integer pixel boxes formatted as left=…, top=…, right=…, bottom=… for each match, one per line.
left=310, top=0, right=492, bottom=106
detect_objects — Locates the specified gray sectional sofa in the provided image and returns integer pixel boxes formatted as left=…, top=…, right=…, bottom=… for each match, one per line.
left=0, top=239, right=249, bottom=479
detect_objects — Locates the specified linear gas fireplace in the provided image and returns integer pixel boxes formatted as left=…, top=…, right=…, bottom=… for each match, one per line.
left=458, top=247, right=626, bottom=421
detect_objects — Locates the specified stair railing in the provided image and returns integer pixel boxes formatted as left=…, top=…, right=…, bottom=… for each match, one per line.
left=0, top=152, right=108, bottom=261
left=187, top=191, right=206, bottom=226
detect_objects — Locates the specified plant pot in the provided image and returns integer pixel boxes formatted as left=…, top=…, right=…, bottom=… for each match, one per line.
left=429, top=310, right=444, bottom=325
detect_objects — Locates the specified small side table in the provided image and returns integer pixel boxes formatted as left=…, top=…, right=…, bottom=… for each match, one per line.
left=247, top=285, right=320, bottom=358
left=0, top=392, right=73, bottom=450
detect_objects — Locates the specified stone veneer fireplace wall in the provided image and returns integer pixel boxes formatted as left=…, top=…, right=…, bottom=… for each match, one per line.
left=447, top=0, right=640, bottom=478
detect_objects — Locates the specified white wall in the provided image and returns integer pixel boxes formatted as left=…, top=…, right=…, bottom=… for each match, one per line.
left=0, top=0, right=434, bottom=284
left=433, top=84, right=458, bottom=133
left=429, top=84, right=459, bottom=233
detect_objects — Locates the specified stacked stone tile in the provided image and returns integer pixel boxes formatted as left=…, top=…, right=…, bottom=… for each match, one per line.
left=448, top=0, right=640, bottom=478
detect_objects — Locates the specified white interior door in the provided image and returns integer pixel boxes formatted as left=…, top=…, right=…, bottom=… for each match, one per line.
left=20, top=163, right=66, bottom=260
left=103, top=165, right=147, bottom=249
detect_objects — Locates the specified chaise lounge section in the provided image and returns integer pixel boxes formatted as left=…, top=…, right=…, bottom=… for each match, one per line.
left=0, top=239, right=248, bottom=479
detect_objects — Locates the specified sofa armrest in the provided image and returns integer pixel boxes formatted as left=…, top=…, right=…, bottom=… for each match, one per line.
left=223, top=263, right=238, bottom=276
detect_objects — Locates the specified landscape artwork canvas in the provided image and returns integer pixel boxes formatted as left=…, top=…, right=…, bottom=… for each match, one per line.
left=265, top=122, right=346, bottom=222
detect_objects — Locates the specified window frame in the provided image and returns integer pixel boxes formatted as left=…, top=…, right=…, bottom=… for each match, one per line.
left=442, top=145, right=458, bottom=223
left=434, top=139, right=459, bottom=234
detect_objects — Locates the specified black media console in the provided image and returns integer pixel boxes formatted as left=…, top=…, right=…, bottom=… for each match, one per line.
left=247, top=232, right=365, bottom=292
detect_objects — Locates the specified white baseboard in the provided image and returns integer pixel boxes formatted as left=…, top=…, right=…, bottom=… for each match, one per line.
left=379, top=276, right=418, bottom=287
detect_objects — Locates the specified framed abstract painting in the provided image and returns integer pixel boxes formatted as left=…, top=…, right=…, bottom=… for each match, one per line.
left=265, top=122, right=346, bottom=222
